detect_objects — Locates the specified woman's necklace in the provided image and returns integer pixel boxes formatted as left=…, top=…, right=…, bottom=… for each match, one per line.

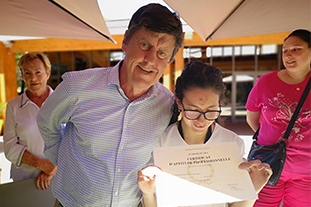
left=296, top=83, right=302, bottom=91
left=282, top=69, right=310, bottom=92
left=295, top=73, right=310, bottom=91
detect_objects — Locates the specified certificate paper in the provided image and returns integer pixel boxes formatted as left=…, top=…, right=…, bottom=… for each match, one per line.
left=153, top=142, right=257, bottom=207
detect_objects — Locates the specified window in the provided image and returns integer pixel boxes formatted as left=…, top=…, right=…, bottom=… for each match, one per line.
left=224, top=46, right=233, bottom=56
left=206, top=47, right=212, bottom=57
left=261, top=45, right=277, bottom=54
left=183, top=48, right=202, bottom=58
left=212, top=47, right=222, bottom=57
left=241, top=45, right=255, bottom=55
left=234, top=46, right=241, bottom=56
left=110, top=51, right=124, bottom=62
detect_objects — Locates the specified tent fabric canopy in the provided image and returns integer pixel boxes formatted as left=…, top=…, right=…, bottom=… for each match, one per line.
left=0, top=0, right=115, bottom=42
left=164, top=0, right=311, bottom=42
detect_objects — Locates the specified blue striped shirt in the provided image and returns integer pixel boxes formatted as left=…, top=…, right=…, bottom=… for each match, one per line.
left=37, top=62, right=174, bottom=207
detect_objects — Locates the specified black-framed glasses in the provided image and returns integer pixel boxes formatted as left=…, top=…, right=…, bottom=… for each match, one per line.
left=181, top=102, right=221, bottom=121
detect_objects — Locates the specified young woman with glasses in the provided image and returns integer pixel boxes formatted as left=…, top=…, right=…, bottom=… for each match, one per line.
left=137, top=61, right=272, bottom=207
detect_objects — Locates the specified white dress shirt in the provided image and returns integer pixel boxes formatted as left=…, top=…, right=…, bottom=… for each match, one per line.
left=37, top=62, right=174, bottom=207
left=3, top=86, right=53, bottom=181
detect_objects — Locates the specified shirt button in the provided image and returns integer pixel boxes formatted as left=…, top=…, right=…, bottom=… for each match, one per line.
left=120, top=146, right=124, bottom=150
left=118, top=168, right=121, bottom=172
left=124, top=124, right=127, bottom=128
left=115, top=191, right=118, bottom=196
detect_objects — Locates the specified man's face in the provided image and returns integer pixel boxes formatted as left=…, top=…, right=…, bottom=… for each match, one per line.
left=121, top=27, right=175, bottom=91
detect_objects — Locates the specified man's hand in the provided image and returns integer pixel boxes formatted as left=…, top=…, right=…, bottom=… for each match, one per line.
left=137, top=165, right=162, bottom=196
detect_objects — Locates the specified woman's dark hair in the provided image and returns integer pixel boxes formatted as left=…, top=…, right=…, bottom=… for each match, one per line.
left=169, top=61, right=226, bottom=124
left=123, top=3, right=184, bottom=63
left=285, top=29, right=311, bottom=48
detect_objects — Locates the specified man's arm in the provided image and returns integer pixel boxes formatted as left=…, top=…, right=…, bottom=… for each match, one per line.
left=37, top=77, right=72, bottom=165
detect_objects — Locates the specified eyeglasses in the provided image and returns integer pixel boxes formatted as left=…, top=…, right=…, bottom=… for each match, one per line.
left=181, top=102, right=221, bottom=121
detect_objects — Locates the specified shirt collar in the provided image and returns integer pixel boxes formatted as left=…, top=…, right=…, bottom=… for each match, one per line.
left=107, top=61, right=122, bottom=87
left=20, top=90, right=30, bottom=108
left=20, top=86, right=54, bottom=108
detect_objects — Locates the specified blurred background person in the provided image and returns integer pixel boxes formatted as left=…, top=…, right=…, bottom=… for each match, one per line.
left=3, top=52, right=57, bottom=190
left=246, top=29, right=311, bottom=207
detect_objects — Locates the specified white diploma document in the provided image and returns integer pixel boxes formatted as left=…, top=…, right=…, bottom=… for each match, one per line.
left=153, top=142, right=257, bottom=207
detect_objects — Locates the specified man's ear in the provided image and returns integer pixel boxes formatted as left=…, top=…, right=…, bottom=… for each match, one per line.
left=121, top=30, right=128, bottom=52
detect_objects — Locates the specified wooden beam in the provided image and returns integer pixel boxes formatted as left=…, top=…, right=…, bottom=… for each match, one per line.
left=173, top=47, right=184, bottom=86
left=8, top=35, right=124, bottom=53
left=7, top=32, right=291, bottom=54
left=0, top=42, right=18, bottom=103
left=174, top=47, right=185, bottom=72
left=184, top=32, right=290, bottom=47
left=163, top=63, right=174, bottom=92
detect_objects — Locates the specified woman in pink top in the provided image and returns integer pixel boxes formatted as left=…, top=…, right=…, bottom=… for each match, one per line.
left=246, top=29, right=311, bottom=207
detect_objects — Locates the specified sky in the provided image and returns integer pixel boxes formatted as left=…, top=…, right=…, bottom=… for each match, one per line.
left=97, top=0, right=192, bottom=35
left=98, top=0, right=170, bottom=21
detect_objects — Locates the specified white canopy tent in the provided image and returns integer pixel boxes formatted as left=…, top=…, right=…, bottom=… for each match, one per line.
left=164, top=0, right=310, bottom=42
left=0, top=0, right=115, bottom=42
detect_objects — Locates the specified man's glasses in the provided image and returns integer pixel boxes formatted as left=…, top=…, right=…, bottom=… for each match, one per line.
left=181, top=102, right=221, bottom=121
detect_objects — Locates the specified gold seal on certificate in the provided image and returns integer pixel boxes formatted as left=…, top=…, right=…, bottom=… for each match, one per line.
left=153, top=142, right=257, bottom=207
left=187, top=161, right=214, bottom=186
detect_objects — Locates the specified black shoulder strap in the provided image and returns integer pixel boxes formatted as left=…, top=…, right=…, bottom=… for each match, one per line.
left=283, top=76, right=311, bottom=139
left=253, top=75, right=311, bottom=141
